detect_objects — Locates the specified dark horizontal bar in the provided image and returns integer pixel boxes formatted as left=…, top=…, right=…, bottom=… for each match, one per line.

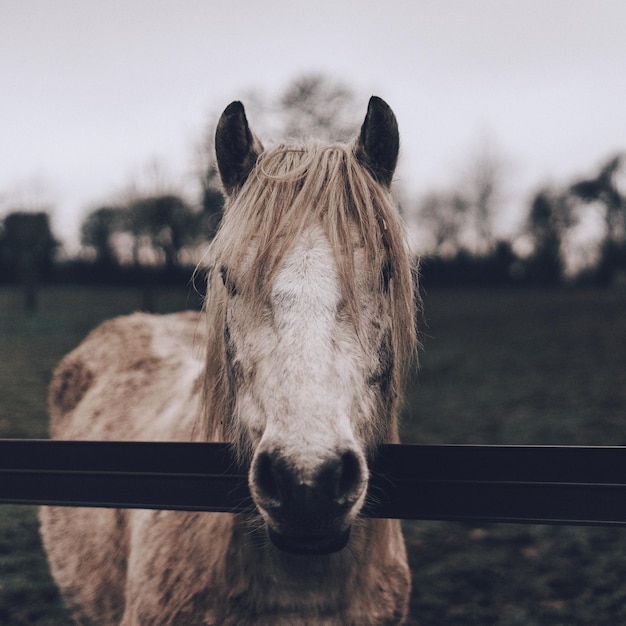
left=2, top=440, right=626, bottom=526
left=0, top=440, right=249, bottom=513
left=369, top=444, right=626, bottom=525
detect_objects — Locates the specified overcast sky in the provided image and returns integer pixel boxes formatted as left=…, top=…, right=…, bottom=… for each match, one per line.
left=2, top=0, right=625, bottom=247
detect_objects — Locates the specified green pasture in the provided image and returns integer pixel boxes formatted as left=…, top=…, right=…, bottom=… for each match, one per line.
left=1, top=286, right=625, bottom=624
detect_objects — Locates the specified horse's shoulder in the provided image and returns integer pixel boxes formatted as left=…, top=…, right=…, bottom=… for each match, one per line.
left=48, top=311, right=204, bottom=435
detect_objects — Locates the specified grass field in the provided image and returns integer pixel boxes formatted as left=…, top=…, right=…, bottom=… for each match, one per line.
left=1, top=285, right=625, bottom=624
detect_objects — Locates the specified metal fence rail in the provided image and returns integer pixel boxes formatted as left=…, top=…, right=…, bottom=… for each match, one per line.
left=2, top=440, right=626, bottom=526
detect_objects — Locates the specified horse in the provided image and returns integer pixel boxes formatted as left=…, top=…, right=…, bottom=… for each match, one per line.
left=39, top=96, right=419, bottom=625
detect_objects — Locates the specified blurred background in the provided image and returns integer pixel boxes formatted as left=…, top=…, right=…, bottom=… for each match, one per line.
left=1, top=1, right=626, bottom=624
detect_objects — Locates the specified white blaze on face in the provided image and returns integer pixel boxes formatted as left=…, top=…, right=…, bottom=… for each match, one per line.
left=223, top=223, right=397, bottom=551
left=264, top=227, right=359, bottom=472
left=230, top=225, right=351, bottom=456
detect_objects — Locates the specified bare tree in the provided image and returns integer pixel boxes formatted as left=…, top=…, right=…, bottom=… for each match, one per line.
left=570, top=153, right=626, bottom=283
left=416, top=190, right=470, bottom=257
left=278, top=74, right=359, bottom=142
left=415, top=137, right=511, bottom=258
left=456, top=137, right=510, bottom=255
left=525, top=187, right=575, bottom=284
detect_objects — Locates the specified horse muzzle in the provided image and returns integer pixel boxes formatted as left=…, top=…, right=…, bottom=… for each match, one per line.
left=250, top=446, right=367, bottom=555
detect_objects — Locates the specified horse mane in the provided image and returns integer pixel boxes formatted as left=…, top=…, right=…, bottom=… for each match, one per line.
left=200, top=140, right=418, bottom=448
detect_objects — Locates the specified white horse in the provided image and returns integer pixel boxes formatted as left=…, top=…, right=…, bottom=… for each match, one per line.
left=40, top=96, right=418, bottom=625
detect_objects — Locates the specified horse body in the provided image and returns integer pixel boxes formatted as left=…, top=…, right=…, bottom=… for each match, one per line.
left=40, top=97, right=417, bottom=625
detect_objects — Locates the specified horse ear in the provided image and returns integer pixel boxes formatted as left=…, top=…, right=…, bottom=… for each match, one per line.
left=215, top=101, right=263, bottom=195
left=355, top=96, right=399, bottom=187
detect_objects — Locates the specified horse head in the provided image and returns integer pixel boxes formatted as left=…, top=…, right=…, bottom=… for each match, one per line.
left=207, top=97, right=416, bottom=555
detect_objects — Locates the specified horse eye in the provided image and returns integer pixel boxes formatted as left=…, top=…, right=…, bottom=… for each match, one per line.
left=220, top=266, right=237, bottom=297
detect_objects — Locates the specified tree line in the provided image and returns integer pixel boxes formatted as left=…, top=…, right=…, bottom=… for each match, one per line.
left=415, top=150, right=626, bottom=288
left=1, top=75, right=626, bottom=313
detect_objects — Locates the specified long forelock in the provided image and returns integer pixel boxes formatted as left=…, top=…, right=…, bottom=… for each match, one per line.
left=201, top=141, right=418, bottom=446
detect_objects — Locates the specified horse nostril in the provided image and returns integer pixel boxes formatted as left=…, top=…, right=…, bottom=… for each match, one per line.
left=321, top=450, right=364, bottom=503
left=339, top=450, right=363, bottom=500
left=254, top=450, right=283, bottom=503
